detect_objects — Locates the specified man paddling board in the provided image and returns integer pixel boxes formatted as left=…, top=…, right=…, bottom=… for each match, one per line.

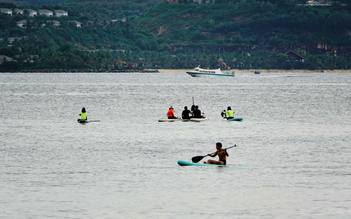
left=204, top=142, right=229, bottom=165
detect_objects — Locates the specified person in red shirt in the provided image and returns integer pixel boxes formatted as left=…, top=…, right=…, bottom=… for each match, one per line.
left=167, top=106, right=177, bottom=119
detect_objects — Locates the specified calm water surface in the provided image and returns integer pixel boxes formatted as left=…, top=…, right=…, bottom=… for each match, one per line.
left=1, top=72, right=351, bottom=218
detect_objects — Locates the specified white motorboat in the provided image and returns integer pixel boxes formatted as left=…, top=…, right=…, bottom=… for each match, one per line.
left=186, top=66, right=235, bottom=77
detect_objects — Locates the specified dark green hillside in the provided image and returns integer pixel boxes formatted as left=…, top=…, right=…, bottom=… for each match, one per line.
left=63, top=0, right=159, bottom=20
left=0, top=1, right=158, bottom=50
left=1, top=0, right=351, bottom=71
left=0, top=1, right=161, bottom=71
left=12, top=0, right=67, bottom=6
left=135, top=2, right=351, bottom=51
left=11, top=0, right=158, bottom=6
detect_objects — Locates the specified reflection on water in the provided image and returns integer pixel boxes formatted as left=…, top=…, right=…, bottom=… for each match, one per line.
left=1, top=72, right=351, bottom=218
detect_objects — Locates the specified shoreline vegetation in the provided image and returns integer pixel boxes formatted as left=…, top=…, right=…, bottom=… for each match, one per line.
left=157, top=69, right=351, bottom=73
left=4, top=69, right=351, bottom=73
left=2, top=2, right=351, bottom=72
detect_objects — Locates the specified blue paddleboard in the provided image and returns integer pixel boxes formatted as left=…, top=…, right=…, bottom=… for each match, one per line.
left=225, top=117, right=243, bottom=121
left=177, top=160, right=248, bottom=167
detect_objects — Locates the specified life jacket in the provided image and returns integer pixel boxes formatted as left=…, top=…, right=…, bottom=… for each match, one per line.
left=167, top=109, right=174, bottom=118
left=80, top=112, right=87, bottom=120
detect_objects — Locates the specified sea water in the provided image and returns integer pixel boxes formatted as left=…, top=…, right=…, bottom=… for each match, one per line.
left=0, top=72, right=350, bottom=218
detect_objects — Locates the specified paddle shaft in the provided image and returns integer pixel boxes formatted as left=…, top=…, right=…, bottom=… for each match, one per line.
left=208, top=145, right=236, bottom=156
left=191, top=145, right=236, bottom=163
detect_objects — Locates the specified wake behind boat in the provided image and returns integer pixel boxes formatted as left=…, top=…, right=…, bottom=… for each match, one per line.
left=186, top=66, right=235, bottom=77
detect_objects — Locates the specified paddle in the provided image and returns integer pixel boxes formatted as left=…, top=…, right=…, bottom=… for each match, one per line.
left=191, top=145, right=236, bottom=163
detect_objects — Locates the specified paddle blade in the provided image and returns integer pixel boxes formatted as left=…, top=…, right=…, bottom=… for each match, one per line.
left=191, top=155, right=206, bottom=163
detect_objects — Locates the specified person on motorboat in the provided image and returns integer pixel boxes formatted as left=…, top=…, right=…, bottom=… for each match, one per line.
left=79, top=107, right=87, bottom=121
left=222, top=106, right=234, bottom=120
left=204, top=142, right=229, bottom=165
left=182, top=106, right=192, bottom=120
left=167, top=106, right=177, bottom=119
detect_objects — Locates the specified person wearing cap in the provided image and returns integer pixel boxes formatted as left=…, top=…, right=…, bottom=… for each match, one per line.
left=79, top=107, right=87, bottom=120
left=181, top=106, right=192, bottom=120
left=167, top=106, right=177, bottom=119
left=204, top=142, right=229, bottom=165
left=222, top=106, right=234, bottom=120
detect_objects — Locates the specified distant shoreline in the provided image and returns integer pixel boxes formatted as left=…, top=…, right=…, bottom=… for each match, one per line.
left=3, top=69, right=351, bottom=73
left=156, top=69, right=351, bottom=73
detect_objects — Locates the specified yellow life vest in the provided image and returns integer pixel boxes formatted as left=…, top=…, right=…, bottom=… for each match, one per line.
left=224, top=110, right=234, bottom=118
left=80, top=112, right=87, bottom=120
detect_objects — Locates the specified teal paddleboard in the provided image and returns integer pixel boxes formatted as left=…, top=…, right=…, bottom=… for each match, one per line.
left=77, top=119, right=100, bottom=123
left=177, top=160, right=248, bottom=167
left=225, top=117, right=243, bottom=121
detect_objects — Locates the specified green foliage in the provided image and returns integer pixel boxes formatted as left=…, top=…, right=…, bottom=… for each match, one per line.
left=11, top=0, right=67, bottom=6
left=0, top=2, right=17, bottom=8
left=135, top=2, right=351, bottom=47
left=1, top=0, right=351, bottom=71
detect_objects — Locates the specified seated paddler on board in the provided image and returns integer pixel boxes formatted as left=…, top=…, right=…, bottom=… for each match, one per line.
left=204, top=142, right=229, bottom=165
left=222, top=106, right=234, bottom=120
left=167, top=106, right=177, bottom=119
left=192, top=105, right=205, bottom=118
left=79, top=107, right=87, bottom=120
left=182, top=106, right=192, bottom=120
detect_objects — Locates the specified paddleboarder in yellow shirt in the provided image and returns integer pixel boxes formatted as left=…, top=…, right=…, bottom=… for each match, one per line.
left=222, top=106, right=234, bottom=120
left=79, top=107, right=87, bottom=120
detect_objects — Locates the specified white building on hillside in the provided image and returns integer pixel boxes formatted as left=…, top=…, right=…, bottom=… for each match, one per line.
left=193, top=0, right=214, bottom=3
left=69, top=21, right=82, bottom=28
left=17, top=20, right=27, bottom=28
left=46, top=20, right=60, bottom=27
left=0, top=55, right=14, bottom=64
left=7, top=37, right=25, bottom=43
left=0, top=8, right=12, bottom=15
left=26, top=9, right=37, bottom=17
left=54, top=10, right=68, bottom=17
left=38, top=9, right=53, bottom=17
left=14, top=8, right=23, bottom=15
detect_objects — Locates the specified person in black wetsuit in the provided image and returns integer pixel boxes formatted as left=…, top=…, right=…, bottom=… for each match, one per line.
left=182, top=106, right=192, bottom=120
left=191, top=105, right=196, bottom=112
left=192, top=105, right=202, bottom=118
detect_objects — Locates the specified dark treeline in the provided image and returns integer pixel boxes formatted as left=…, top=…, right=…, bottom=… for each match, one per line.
left=1, top=0, right=351, bottom=71
left=0, top=1, right=158, bottom=50
left=136, top=2, right=351, bottom=48
left=2, top=47, right=350, bottom=71
left=10, top=0, right=66, bottom=6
